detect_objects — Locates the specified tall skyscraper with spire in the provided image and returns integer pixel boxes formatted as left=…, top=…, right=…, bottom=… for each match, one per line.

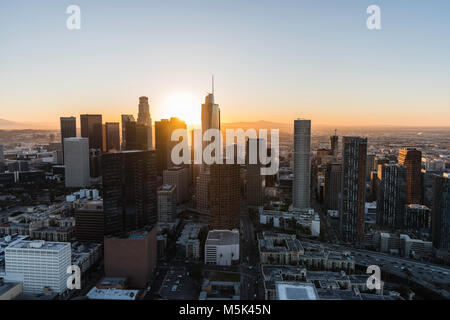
left=201, top=78, right=221, bottom=155
left=196, top=78, right=221, bottom=213
left=137, top=96, right=153, bottom=150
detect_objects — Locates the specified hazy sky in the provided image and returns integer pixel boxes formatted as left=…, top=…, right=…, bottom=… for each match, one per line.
left=1, top=0, right=449, bottom=128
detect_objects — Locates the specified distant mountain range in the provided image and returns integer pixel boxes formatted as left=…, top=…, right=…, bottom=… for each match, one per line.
left=0, top=118, right=57, bottom=130
left=1, top=118, right=447, bottom=132
left=222, top=120, right=293, bottom=133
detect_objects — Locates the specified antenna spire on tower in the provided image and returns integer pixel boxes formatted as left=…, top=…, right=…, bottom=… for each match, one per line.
left=212, top=74, right=214, bottom=95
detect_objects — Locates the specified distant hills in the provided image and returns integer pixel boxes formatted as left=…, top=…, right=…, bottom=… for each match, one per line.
left=222, top=120, right=293, bottom=133
left=0, top=118, right=57, bottom=130
left=1, top=118, right=448, bottom=132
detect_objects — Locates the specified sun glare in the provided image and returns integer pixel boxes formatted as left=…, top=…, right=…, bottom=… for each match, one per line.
left=161, top=92, right=201, bottom=125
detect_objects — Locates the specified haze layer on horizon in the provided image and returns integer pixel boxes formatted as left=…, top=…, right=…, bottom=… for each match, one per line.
left=1, top=0, right=449, bottom=127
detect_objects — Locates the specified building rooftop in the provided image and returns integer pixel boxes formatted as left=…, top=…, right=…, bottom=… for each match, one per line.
left=6, top=240, right=69, bottom=251
left=276, top=282, right=319, bottom=300
left=206, top=230, right=239, bottom=246
left=86, top=287, right=140, bottom=300
left=159, top=184, right=175, bottom=191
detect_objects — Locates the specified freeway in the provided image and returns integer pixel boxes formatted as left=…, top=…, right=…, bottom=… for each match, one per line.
left=300, top=238, right=450, bottom=296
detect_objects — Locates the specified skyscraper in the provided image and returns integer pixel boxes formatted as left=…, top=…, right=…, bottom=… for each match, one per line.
left=201, top=93, right=221, bottom=155
left=0, top=144, right=4, bottom=164
left=376, top=164, right=407, bottom=228
left=80, top=114, right=103, bottom=150
left=157, top=184, right=177, bottom=223
left=105, top=122, right=120, bottom=152
left=137, top=96, right=153, bottom=150
left=325, top=163, right=342, bottom=211
left=155, top=117, right=187, bottom=175
left=121, top=114, right=135, bottom=150
left=124, top=120, right=151, bottom=151
left=330, top=130, right=338, bottom=157
left=246, top=138, right=265, bottom=207
left=209, top=163, right=240, bottom=230
left=155, top=119, right=170, bottom=175
left=64, top=137, right=90, bottom=188
left=340, top=137, right=367, bottom=243
left=167, top=117, right=187, bottom=168
left=163, top=165, right=189, bottom=204
left=398, top=148, right=422, bottom=204
left=196, top=91, right=221, bottom=213
left=60, top=116, right=76, bottom=164
left=432, top=174, right=450, bottom=249
left=102, top=150, right=157, bottom=234
left=293, top=119, right=311, bottom=210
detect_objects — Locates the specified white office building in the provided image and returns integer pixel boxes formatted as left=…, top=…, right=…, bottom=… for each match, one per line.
left=64, top=137, right=90, bottom=188
left=293, top=119, right=311, bottom=210
left=5, top=240, right=71, bottom=294
left=204, top=230, right=239, bottom=266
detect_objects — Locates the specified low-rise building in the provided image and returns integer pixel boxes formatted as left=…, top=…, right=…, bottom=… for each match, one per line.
left=204, top=230, right=239, bottom=266
left=258, top=208, right=320, bottom=236
left=258, top=232, right=355, bottom=272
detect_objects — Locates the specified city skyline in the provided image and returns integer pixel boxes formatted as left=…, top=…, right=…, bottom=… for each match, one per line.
left=0, top=1, right=449, bottom=304
left=1, top=1, right=450, bottom=128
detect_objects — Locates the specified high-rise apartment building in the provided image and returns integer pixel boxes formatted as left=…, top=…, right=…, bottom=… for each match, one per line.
left=376, top=164, right=407, bottom=228
left=405, top=204, right=431, bottom=231
left=398, top=148, right=422, bottom=204
left=293, top=119, right=311, bottom=210
left=340, top=137, right=367, bottom=243
left=80, top=114, right=103, bottom=150
left=325, top=163, right=342, bottom=211
left=60, top=117, right=76, bottom=164
left=209, top=164, right=240, bottom=230
left=105, top=122, right=120, bottom=152
left=102, top=150, right=157, bottom=234
left=64, top=137, right=90, bottom=188
left=137, top=96, right=153, bottom=150
left=5, top=240, right=71, bottom=294
left=157, top=184, right=177, bottom=223
left=432, top=174, right=450, bottom=249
